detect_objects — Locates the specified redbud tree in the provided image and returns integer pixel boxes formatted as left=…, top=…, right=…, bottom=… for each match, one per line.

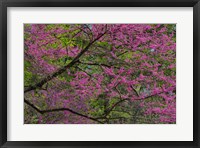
left=24, top=24, right=176, bottom=124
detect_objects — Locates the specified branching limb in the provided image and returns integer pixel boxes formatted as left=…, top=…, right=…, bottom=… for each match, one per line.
left=25, top=31, right=107, bottom=93
left=24, top=98, right=104, bottom=124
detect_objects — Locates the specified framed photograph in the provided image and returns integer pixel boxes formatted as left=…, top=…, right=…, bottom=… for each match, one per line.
left=0, top=0, right=199, bottom=147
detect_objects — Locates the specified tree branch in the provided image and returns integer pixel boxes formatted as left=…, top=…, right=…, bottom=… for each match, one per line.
left=131, top=85, right=140, bottom=97
left=24, top=98, right=104, bottom=124
left=25, top=31, right=107, bottom=93
left=97, top=99, right=128, bottom=119
left=134, top=88, right=176, bottom=101
left=24, top=98, right=43, bottom=114
left=107, top=99, right=128, bottom=115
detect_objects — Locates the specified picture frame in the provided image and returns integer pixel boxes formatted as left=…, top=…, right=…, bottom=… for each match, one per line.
left=0, top=0, right=199, bottom=147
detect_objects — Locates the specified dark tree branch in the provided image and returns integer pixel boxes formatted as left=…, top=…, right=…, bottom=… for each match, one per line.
left=97, top=99, right=128, bottom=119
left=25, top=31, right=107, bottom=93
left=24, top=98, right=104, bottom=124
left=24, top=98, right=42, bottom=114
left=84, top=24, right=92, bottom=33
left=76, top=66, right=92, bottom=77
left=116, top=51, right=128, bottom=57
left=134, top=87, right=176, bottom=101
left=131, top=85, right=140, bottom=97
left=99, top=88, right=176, bottom=120
left=113, top=83, right=122, bottom=99
left=74, top=25, right=93, bottom=40
left=107, top=99, right=128, bottom=115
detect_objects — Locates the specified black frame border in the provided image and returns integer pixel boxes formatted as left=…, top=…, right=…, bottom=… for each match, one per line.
left=0, top=0, right=199, bottom=147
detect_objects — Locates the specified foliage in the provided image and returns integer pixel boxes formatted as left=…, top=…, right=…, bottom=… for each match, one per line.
left=24, top=24, right=176, bottom=124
